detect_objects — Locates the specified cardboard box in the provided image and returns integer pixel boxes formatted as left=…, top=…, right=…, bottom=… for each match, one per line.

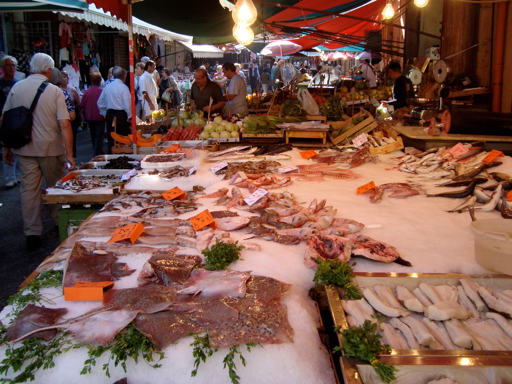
left=328, top=109, right=377, bottom=145
left=138, top=122, right=162, bottom=134
left=369, top=136, right=404, bottom=154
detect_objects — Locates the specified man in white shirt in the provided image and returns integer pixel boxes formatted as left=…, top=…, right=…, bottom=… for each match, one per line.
left=97, top=66, right=132, bottom=153
left=358, top=59, right=377, bottom=88
left=223, top=62, right=248, bottom=117
left=138, top=60, right=158, bottom=119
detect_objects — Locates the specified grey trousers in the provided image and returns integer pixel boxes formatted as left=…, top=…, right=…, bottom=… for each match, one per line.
left=17, top=154, right=65, bottom=236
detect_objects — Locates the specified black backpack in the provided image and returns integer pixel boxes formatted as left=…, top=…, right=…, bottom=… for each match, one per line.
left=0, top=81, right=49, bottom=149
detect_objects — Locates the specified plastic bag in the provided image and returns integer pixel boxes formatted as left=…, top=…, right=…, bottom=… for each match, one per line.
left=297, top=88, right=320, bottom=115
left=375, top=103, right=391, bottom=121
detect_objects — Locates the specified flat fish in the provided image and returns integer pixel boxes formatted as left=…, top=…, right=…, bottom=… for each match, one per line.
left=103, top=286, right=178, bottom=313
left=6, top=305, right=68, bottom=342
left=214, top=216, right=251, bottom=231
left=138, top=250, right=202, bottom=287
left=178, top=269, right=251, bottom=298
left=210, top=210, right=239, bottom=218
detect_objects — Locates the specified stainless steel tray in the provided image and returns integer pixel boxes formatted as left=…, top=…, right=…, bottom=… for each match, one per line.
left=91, top=154, right=146, bottom=161
left=71, top=170, right=127, bottom=177
left=79, top=161, right=138, bottom=170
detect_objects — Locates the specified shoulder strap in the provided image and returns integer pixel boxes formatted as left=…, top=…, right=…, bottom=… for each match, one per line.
left=29, top=81, right=49, bottom=113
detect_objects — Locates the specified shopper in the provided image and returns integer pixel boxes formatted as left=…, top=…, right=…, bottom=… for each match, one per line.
left=248, top=63, right=260, bottom=93
left=134, top=62, right=145, bottom=118
left=386, top=61, right=413, bottom=110
left=97, top=66, right=132, bottom=153
left=138, top=60, right=158, bottom=119
left=190, top=68, right=225, bottom=115
left=104, top=67, right=115, bottom=87
left=358, top=59, right=377, bottom=88
left=159, top=68, right=181, bottom=108
left=212, top=65, right=228, bottom=91
left=80, top=72, right=105, bottom=156
left=0, top=55, right=20, bottom=188
left=273, top=60, right=285, bottom=90
left=49, top=69, right=76, bottom=123
left=260, top=68, right=270, bottom=93
left=223, top=62, right=248, bottom=117
left=61, top=71, right=81, bottom=158
left=2, top=53, right=74, bottom=250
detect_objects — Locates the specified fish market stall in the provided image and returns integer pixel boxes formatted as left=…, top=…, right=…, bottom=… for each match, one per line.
left=2, top=143, right=512, bottom=384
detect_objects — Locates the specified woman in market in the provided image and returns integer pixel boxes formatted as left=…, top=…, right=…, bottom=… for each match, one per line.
left=212, top=64, right=228, bottom=92
left=260, top=67, right=271, bottom=93
left=61, top=71, right=81, bottom=158
left=50, top=68, right=76, bottom=123
left=159, top=67, right=181, bottom=108
left=134, top=62, right=145, bottom=118
left=222, top=62, right=248, bottom=117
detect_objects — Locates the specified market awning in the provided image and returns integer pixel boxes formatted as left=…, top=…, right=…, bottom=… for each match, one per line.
left=0, top=0, right=88, bottom=12
left=180, top=42, right=225, bottom=58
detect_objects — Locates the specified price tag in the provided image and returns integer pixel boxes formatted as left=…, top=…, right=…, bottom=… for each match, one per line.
left=449, top=143, right=469, bottom=158
left=244, top=188, right=269, bottom=206
left=352, top=132, right=368, bottom=148
left=210, top=161, right=228, bottom=173
left=508, top=191, right=512, bottom=202
left=482, top=149, right=505, bottom=163
left=163, top=143, right=181, bottom=153
left=300, top=150, right=318, bottom=159
left=162, top=186, right=186, bottom=201
left=356, top=181, right=377, bottom=195
left=108, top=222, right=145, bottom=243
left=278, top=165, right=299, bottom=174
left=188, top=165, right=198, bottom=175
left=229, top=171, right=248, bottom=184
left=64, top=281, right=114, bottom=301
left=61, top=173, right=76, bottom=183
left=121, top=168, right=138, bottom=181
left=190, top=209, right=216, bottom=231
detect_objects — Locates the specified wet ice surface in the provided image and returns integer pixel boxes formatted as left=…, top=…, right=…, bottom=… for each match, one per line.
left=2, top=148, right=510, bottom=383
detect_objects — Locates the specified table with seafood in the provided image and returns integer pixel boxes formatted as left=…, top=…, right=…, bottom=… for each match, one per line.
left=2, top=143, right=512, bottom=384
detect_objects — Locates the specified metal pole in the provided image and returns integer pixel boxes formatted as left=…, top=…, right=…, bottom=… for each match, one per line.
left=127, top=0, right=137, bottom=152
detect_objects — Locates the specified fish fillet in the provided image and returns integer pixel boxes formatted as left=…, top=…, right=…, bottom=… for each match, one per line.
left=460, top=279, right=488, bottom=312
left=413, top=287, right=433, bottom=307
left=390, top=318, right=420, bottom=349
left=422, top=319, right=458, bottom=349
left=419, top=283, right=443, bottom=304
left=380, top=323, right=409, bottom=350
left=427, top=379, right=459, bottom=384
left=444, top=318, right=474, bottom=349
left=485, top=312, right=512, bottom=338
left=396, top=285, right=425, bottom=313
left=434, top=285, right=458, bottom=302
left=457, top=286, right=480, bottom=318
left=463, top=319, right=507, bottom=351
left=425, top=300, right=471, bottom=321
left=341, top=299, right=376, bottom=327
left=374, top=285, right=406, bottom=310
left=362, top=287, right=410, bottom=317
left=481, top=319, right=512, bottom=350
left=477, top=286, right=512, bottom=317
left=400, top=316, right=435, bottom=347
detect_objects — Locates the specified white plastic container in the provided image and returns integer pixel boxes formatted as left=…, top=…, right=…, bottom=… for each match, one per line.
left=470, top=219, right=512, bottom=275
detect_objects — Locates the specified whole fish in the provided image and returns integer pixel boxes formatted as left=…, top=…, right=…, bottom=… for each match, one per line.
left=501, top=191, right=512, bottom=219
left=441, top=177, right=487, bottom=188
left=490, top=172, right=512, bottom=183
left=456, top=146, right=485, bottom=162
left=427, top=180, right=479, bottom=198
left=474, top=183, right=503, bottom=211
left=447, top=195, right=477, bottom=213
left=279, top=211, right=312, bottom=227
left=452, top=161, right=502, bottom=181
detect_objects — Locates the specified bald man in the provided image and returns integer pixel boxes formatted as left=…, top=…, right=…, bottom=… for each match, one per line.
left=190, top=68, right=225, bottom=115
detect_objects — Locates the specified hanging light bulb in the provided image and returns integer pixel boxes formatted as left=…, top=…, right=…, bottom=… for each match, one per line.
left=414, top=0, right=428, bottom=7
left=232, top=0, right=257, bottom=27
left=233, top=24, right=254, bottom=45
left=381, top=0, right=395, bottom=19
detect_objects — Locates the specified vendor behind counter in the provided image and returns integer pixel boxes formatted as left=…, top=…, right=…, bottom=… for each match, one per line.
left=189, top=68, right=225, bottom=115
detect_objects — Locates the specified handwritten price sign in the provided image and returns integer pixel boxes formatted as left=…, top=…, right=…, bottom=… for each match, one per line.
left=449, top=143, right=469, bottom=158
left=190, top=210, right=216, bottom=231
left=163, top=143, right=181, bottom=153
left=188, top=165, right=198, bottom=175
left=244, top=188, right=269, bottom=206
left=108, top=222, right=145, bottom=243
left=162, top=186, right=186, bottom=201
left=300, top=150, right=318, bottom=160
left=356, top=181, right=377, bottom=195
left=352, top=132, right=368, bottom=148
left=210, top=161, right=228, bottom=174
left=482, top=149, right=505, bottom=163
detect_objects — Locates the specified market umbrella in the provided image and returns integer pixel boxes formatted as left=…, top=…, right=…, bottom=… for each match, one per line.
left=355, top=51, right=382, bottom=60
left=261, top=40, right=302, bottom=57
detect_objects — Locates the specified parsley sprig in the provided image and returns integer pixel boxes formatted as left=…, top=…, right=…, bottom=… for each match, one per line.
left=202, top=239, right=245, bottom=270
left=313, top=258, right=363, bottom=300
left=334, top=320, right=398, bottom=383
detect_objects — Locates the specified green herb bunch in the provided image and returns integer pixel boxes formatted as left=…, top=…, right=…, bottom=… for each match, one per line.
left=312, top=258, right=363, bottom=300
left=202, top=239, right=244, bottom=270
left=334, top=320, right=398, bottom=383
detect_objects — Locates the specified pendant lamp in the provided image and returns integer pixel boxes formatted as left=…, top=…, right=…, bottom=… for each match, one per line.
left=232, top=0, right=257, bottom=27
left=233, top=24, right=254, bottom=45
left=382, top=0, right=395, bottom=19
left=414, top=0, right=428, bottom=7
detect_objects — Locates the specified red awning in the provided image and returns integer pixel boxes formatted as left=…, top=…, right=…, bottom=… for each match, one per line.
left=86, top=0, right=128, bottom=22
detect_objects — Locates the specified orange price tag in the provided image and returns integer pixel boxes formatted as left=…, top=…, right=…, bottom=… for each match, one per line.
left=108, top=222, right=145, bottom=243
left=449, top=143, right=469, bottom=158
left=189, top=209, right=216, bottom=231
left=162, top=186, right=186, bottom=201
left=356, top=181, right=377, bottom=195
left=64, top=281, right=114, bottom=301
left=508, top=191, right=512, bottom=202
left=163, top=144, right=181, bottom=153
left=61, top=173, right=76, bottom=182
left=300, top=150, right=318, bottom=159
left=482, top=149, right=505, bottom=163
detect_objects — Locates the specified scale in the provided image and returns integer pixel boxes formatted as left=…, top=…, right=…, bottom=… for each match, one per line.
left=408, top=68, right=422, bottom=96
left=433, top=59, right=452, bottom=110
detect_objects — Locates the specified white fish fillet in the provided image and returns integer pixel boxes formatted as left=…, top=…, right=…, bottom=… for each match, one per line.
left=494, top=290, right=512, bottom=306
left=477, top=286, right=512, bottom=317
left=460, top=279, right=488, bottom=312
left=482, top=319, right=512, bottom=350
left=422, top=319, right=458, bottom=349
left=341, top=299, right=376, bottom=327
left=457, top=285, right=480, bottom=318
left=380, top=323, right=409, bottom=350
left=427, top=379, right=459, bottom=384
left=485, top=312, right=512, bottom=338
left=396, top=285, right=425, bottom=313
left=434, top=285, right=458, bottom=302
left=400, top=316, right=434, bottom=347
left=355, top=298, right=376, bottom=318
left=362, top=287, right=410, bottom=317
left=425, top=300, right=472, bottom=321
left=390, top=318, right=420, bottom=349
left=346, top=315, right=358, bottom=328
left=444, top=318, right=474, bottom=349
left=413, top=287, right=434, bottom=307
left=374, top=285, right=406, bottom=310
left=463, top=318, right=507, bottom=351
left=419, top=283, right=443, bottom=304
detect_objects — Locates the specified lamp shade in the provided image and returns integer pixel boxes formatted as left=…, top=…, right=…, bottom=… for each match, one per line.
left=382, top=1, right=395, bottom=19
left=232, top=0, right=257, bottom=26
left=414, top=0, right=429, bottom=7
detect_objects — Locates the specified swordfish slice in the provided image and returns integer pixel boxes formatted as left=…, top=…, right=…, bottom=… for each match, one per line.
left=390, top=318, right=420, bottom=349
left=380, top=323, right=409, bottom=350
left=460, top=279, right=488, bottom=312
left=444, top=318, right=474, bottom=349
left=457, top=286, right=480, bottom=318
left=400, top=316, right=435, bottom=347
left=374, top=285, right=407, bottom=310
left=412, top=287, right=434, bottom=307
left=362, top=287, right=409, bottom=317
left=396, top=285, right=425, bottom=313
left=422, top=319, right=458, bottom=349
left=477, top=286, right=512, bottom=317
left=341, top=299, right=376, bottom=327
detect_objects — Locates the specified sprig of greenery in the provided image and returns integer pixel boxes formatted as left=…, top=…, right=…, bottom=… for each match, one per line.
left=334, top=320, right=397, bottom=383
left=202, top=239, right=245, bottom=270
left=6, top=270, right=64, bottom=319
left=223, top=344, right=257, bottom=384
left=313, top=258, right=363, bottom=300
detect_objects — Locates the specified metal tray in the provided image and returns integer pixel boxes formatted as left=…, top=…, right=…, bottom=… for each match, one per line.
left=91, top=154, right=146, bottom=161
left=79, top=161, right=138, bottom=170
left=71, top=170, right=127, bottom=177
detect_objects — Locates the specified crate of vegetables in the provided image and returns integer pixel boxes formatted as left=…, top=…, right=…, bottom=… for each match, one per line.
left=199, top=115, right=241, bottom=141
left=241, top=115, right=306, bottom=138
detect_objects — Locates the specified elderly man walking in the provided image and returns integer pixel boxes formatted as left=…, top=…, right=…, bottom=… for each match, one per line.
left=138, top=60, right=158, bottom=119
left=97, top=66, right=131, bottom=153
left=2, top=53, right=74, bottom=250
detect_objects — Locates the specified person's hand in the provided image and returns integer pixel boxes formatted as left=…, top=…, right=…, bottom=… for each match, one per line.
left=65, top=154, right=76, bottom=169
left=203, top=106, right=211, bottom=113
left=3, top=147, right=14, bottom=166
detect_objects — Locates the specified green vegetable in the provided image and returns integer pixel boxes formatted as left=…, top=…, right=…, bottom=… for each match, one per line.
left=312, top=258, right=362, bottom=300
left=334, top=320, right=398, bottom=383
left=282, top=99, right=306, bottom=116
left=202, top=239, right=245, bottom=270
left=322, top=96, right=345, bottom=121
left=243, top=115, right=306, bottom=134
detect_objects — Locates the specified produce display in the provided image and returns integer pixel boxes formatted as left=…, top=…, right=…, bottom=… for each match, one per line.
left=242, top=115, right=306, bottom=135
left=200, top=116, right=241, bottom=139
left=321, top=95, right=348, bottom=121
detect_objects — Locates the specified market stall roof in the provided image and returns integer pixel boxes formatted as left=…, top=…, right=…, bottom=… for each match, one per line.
left=0, top=0, right=87, bottom=12
left=180, top=42, right=225, bottom=58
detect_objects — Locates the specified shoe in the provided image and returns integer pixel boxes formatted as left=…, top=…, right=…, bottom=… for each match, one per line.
left=5, top=179, right=17, bottom=188
left=26, top=235, right=42, bottom=251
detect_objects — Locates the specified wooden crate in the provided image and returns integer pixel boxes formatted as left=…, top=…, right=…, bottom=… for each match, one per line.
left=328, top=108, right=377, bottom=145
left=285, top=129, right=329, bottom=145
left=369, top=136, right=404, bottom=154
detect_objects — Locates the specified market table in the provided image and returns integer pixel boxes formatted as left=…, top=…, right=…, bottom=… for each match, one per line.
left=2, top=147, right=511, bottom=384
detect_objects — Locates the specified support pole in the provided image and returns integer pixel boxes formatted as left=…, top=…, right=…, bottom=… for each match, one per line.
left=127, top=0, right=138, bottom=152
left=492, top=1, right=508, bottom=112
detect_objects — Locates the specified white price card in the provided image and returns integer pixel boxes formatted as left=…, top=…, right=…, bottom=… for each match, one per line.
left=352, top=132, right=368, bottom=148
left=244, top=188, right=269, bottom=206
left=278, top=165, right=299, bottom=174
left=210, top=161, right=228, bottom=173
left=121, top=169, right=138, bottom=181
left=229, top=171, right=247, bottom=184
left=188, top=165, right=198, bottom=175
